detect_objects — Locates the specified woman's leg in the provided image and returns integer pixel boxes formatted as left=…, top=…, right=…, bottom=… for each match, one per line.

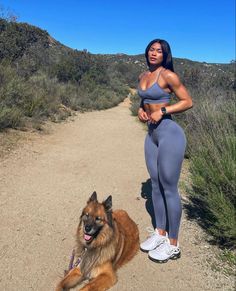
left=144, top=132, right=167, bottom=232
left=157, top=121, right=186, bottom=242
left=140, top=132, right=169, bottom=252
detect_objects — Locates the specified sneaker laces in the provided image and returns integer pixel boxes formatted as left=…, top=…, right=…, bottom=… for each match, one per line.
left=155, top=240, right=169, bottom=251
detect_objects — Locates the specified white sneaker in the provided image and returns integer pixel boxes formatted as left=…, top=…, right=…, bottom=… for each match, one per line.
left=148, top=240, right=181, bottom=263
left=140, top=228, right=168, bottom=252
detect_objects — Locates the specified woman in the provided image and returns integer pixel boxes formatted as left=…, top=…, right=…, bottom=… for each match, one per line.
left=138, top=39, right=193, bottom=263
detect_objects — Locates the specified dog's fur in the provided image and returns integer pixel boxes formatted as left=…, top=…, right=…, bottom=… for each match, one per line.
left=56, top=191, right=139, bottom=291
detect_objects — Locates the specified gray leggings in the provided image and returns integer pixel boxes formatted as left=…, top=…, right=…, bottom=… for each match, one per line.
left=144, top=115, right=186, bottom=239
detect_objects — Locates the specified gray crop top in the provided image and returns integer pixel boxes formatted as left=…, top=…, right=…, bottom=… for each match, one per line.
left=138, top=69, right=171, bottom=104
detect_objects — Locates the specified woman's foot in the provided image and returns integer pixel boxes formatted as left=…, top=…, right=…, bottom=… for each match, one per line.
left=148, top=240, right=181, bottom=263
left=140, top=229, right=168, bottom=252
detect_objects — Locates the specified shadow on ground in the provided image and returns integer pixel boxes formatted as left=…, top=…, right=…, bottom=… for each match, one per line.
left=140, top=179, right=156, bottom=228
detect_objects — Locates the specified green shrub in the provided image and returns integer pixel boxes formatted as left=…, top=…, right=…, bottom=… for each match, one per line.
left=187, top=97, right=236, bottom=246
left=25, top=73, right=61, bottom=117
left=130, top=93, right=140, bottom=116
left=0, top=18, right=49, bottom=61
left=0, top=106, right=23, bottom=129
left=0, top=63, right=26, bottom=129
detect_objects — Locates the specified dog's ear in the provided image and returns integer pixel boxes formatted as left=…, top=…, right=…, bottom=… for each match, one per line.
left=88, top=191, right=98, bottom=203
left=103, top=195, right=112, bottom=211
left=103, top=195, right=113, bottom=227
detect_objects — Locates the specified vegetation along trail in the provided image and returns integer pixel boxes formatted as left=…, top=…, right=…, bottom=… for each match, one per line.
left=0, top=99, right=233, bottom=291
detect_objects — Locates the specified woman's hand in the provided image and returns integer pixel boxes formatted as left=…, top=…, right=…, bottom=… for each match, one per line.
left=150, top=110, right=163, bottom=123
left=138, top=108, right=149, bottom=122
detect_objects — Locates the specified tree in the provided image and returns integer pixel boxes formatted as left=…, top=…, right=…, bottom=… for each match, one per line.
left=0, top=4, right=18, bottom=22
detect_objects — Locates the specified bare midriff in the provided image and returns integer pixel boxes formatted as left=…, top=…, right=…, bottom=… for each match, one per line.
left=144, top=103, right=170, bottom=118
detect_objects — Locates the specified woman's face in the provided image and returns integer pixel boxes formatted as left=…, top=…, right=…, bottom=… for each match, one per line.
left=148, top=42, right=163, bottom=66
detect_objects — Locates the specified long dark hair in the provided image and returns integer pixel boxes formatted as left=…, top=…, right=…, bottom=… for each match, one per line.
left=145, top=39, right=174, bottom=72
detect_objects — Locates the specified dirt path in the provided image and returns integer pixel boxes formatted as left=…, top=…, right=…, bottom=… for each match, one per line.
left=0, top=99, right=233, bottom=291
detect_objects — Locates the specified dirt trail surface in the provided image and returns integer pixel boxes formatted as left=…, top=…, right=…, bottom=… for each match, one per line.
left=0, top=99, right=233, bottom=291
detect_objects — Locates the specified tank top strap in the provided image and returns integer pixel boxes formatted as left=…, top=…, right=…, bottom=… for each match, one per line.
left=156, top=68, right=165, bottom=82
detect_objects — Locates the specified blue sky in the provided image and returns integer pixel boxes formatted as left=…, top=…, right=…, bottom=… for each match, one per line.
left=1, top=0, right=235, bottom=63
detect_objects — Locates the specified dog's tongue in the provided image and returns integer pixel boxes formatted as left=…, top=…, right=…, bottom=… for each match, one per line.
left=84, top=234, right=92, bottom=241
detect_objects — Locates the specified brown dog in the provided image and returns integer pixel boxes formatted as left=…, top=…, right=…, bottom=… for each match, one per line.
left=56, top=191, right=139, bottom=291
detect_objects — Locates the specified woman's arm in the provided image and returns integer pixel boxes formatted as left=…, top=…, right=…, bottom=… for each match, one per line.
left=138, top=101, right=149, bottom=122
left=148, top=71, right=193, bottom=123
left=162, top=70, right=193, bottom=114
left=149, top=70, right=193, bottom=123
left=138, top=72, right=149, bottom=122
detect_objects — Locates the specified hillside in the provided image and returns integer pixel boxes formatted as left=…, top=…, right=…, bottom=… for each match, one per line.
left=0, top=18, right=234, bottom=89
left=0, top=19, right=129, bottom=130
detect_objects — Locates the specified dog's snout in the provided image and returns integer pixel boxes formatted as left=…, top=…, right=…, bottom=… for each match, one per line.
left=85, top=225, right=92, bottom=233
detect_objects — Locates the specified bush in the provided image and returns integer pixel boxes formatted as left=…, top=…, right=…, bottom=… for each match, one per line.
left=0, top=62, right=26, bottom=129
left=186, top=97, right=236, bottom=246
left=0, top=106, right=23, bottom=129
left=130, top=93, right=140, bottom=116
left=0, top=57, right=129, bottom=131
left=0, top=18, right=49, bottom=61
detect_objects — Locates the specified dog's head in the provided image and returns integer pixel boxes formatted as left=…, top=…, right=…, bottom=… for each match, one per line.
left=78, top=191, right=113, bottom=247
